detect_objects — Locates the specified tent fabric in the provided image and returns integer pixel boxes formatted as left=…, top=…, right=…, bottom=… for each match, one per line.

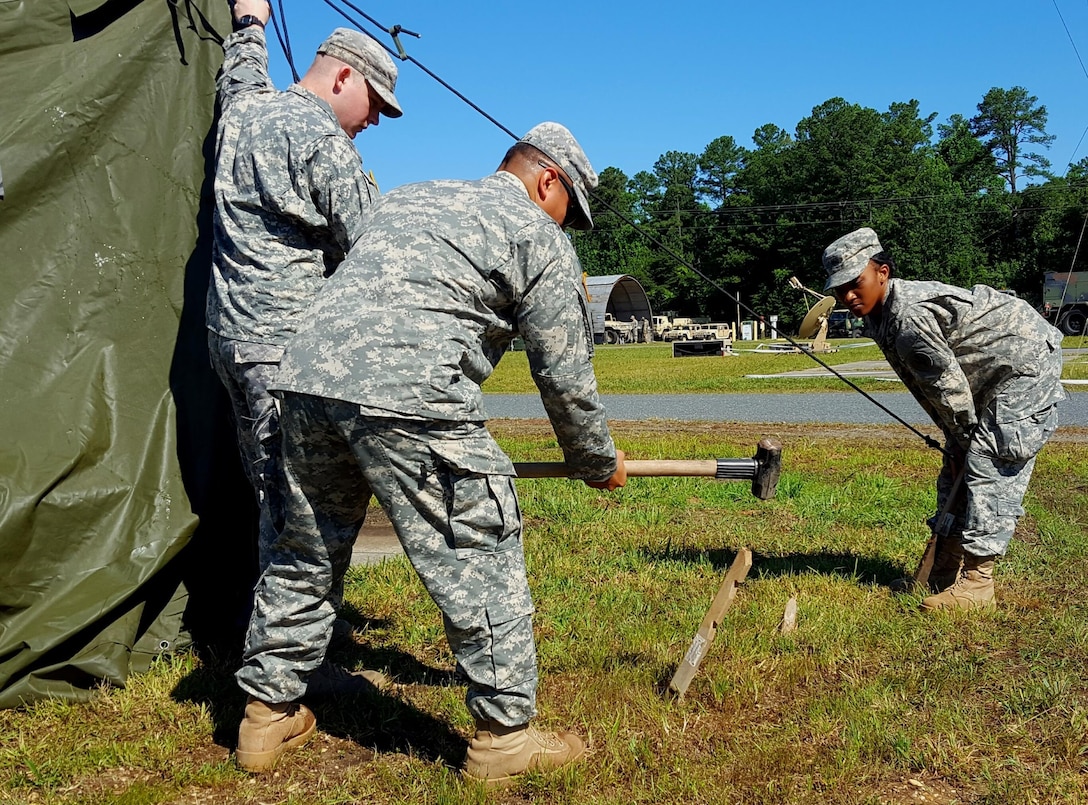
left=0, top=0, right=258, bottom=708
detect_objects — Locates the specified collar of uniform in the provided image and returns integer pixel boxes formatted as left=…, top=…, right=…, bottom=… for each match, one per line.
left=492, top=169, right=526, bottom=190
left=286, top=84, right=342, bottom=132
left=492, top=169, right=566, bottom=227
left=868, top=277, right=899, bottom=345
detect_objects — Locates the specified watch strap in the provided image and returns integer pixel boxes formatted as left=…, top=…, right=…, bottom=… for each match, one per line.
left=232, top=14, right=265, bottom=31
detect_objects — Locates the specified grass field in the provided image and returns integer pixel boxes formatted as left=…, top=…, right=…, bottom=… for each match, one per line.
left=2, top=337, right=1085, bottom=803
left=2, top=417, right=1086, bottom=804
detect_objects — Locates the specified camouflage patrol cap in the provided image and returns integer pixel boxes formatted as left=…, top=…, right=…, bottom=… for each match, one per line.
left=318, top=28, right=403, bottom=118
left=823, top=227, right=883, bottom=291
left=519, top=122, right=598, bottom=230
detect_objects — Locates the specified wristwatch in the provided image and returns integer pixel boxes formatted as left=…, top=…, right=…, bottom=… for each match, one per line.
left=232, top=14, right=265, bottom=31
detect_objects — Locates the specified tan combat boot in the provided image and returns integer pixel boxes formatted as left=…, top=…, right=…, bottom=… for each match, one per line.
left=927, top=539, right=965, bottom=592
left=921, top=554, right=996, bottom=612
left=236, top=696, right=316, bottom=772
left=462, top=720, right=586, bottom=787
left=889, top=536, right=962, bottom=594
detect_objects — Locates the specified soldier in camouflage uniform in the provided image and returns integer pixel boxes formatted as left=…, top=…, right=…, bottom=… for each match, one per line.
left=249, top=122, right=627, bottom=783
left=207, top=0, right=403, bottom=773
left=823, top=228, right=1066, bottom=612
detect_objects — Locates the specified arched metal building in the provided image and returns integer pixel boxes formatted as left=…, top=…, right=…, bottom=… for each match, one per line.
left=583, top=274, right=653, bottom=344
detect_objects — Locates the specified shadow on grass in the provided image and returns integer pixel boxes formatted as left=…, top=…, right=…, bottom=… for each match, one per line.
left=172, top=608, right=466, bottom=768
left=329, top=601, right=461, bottom=688
left=640, top=545, right=907, bottom=587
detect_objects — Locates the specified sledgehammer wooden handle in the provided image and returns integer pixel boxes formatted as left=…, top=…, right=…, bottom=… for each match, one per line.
left=512, top=438, right=782, bottom=500
left=514, top=459, right=719, bottom=478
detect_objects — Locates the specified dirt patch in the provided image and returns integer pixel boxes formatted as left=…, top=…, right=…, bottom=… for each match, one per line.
left=877, top=775, right=967, bottom=805
left=99, top=736, right=372, bottom=805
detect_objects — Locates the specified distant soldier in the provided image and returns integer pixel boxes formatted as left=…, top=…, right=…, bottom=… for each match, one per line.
left=206, top=0, right=403, bottom=771
left=640, top=316, right=651, bottom=343
left=250, top=122, right=626, bottom=781
left=823, top=227, right=1066, bottom=612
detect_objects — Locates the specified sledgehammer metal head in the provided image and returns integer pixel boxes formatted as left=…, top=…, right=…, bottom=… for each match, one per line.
left=512, top=437, right=783, bottom=500
left=715, top=437, right=782, bottom=500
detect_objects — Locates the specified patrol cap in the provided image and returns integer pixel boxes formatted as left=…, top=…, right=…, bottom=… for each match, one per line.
left=519, top=122, right=598, bottom=230
left=318, top=28, right=403, bottom=118
left=823, top=227, right=883, bottom=291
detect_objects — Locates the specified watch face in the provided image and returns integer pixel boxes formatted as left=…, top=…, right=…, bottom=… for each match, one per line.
left=233, top=14, right=264, bottom=30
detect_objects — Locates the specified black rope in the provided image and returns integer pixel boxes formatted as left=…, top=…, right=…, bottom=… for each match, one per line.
left=267, top=5, right=300, bottom=83
left=314, top=0, right=517, bottom=138
left=271, top=0, right=947, bottom=454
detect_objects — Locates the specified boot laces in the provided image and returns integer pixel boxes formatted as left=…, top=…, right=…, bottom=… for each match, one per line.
left=947, top=572, right=975, bottom=594
left=527, top=726, right=565, bottom=750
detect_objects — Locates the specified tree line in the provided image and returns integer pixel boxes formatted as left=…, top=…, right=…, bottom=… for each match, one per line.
left=573, top=86, right=1088, bottom=329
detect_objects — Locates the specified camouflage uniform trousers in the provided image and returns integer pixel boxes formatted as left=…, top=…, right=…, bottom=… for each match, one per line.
left=208, top=333, right=287, bottom=565
left=237, top=391, right=538, bottom=723
left=207, top=334, right=352, bottom=628
left=933, top=351, right=1062, bottom=558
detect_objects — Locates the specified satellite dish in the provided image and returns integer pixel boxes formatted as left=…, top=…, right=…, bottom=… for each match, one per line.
left=798, top=295, right=836, bottom=339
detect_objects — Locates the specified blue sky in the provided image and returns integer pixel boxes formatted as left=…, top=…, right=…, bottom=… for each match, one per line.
left=263, top=1, right=1088, bottom=194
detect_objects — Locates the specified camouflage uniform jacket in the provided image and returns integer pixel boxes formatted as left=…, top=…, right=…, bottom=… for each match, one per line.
left=273, top=172, right=617, bottom=481
left=867, top=278, right=1066, bottom=447
left=207, top=26, right=378, bottom=347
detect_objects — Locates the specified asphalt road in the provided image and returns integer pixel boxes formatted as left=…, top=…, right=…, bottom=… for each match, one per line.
left=483, top=390, right=1087, bottom=426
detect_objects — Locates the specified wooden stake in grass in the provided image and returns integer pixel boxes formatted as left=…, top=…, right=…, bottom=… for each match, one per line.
left=778, top=595, right=798, bottom=634
left=668, top=547, right=753, bottom=699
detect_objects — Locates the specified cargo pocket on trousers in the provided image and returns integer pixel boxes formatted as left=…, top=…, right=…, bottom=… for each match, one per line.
left=996, top=497, right=1024, bottom=519
left=447, top=472, right=521, bottom=560
left=992, top=404, right=1058, bottom=462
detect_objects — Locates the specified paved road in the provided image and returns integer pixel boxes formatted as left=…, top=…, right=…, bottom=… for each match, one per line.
left=482, top=390, right=1087, bottom=426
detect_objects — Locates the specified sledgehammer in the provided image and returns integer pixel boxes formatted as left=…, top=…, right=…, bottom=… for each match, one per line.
left=513, top=438, right=783, bottom=500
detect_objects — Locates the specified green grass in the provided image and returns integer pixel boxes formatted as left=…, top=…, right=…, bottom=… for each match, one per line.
left=2, top=422, right=1086, bottom=804
left=481, top=336, right=1088, bottom=394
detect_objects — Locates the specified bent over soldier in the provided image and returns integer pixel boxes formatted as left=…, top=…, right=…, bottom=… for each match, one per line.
left=823, top=227, right=1066, bottom=612
left=243, top=123, right=627, bottom=781
left=207, top=0, right=403, bottom=767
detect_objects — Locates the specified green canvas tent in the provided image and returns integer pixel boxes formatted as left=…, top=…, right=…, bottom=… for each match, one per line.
left=0, top=0, right=259, bottom=707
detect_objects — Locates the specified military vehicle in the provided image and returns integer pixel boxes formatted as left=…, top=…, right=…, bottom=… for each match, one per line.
left=827, top=309, right=866, bottom=338
left=602, top=313, right=640, bottom=344
left=1043, top=271, right=1088, bottom=336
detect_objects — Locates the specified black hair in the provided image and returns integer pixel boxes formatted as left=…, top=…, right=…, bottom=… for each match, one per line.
left=500, top=141, right=544, bottom=168
left=871, top=251, right=896, bottom=274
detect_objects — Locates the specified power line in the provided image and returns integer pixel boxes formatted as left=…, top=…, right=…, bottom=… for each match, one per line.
left=587, top=203, right=1082, bottom=235
left=596, top=179, right=1088, bottom=220
left=1053, top=0, right=1088, bottom=168
left=1053, top=0, right=1088, bottom=81
left=1067, top=123, right=1088, bottom=170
